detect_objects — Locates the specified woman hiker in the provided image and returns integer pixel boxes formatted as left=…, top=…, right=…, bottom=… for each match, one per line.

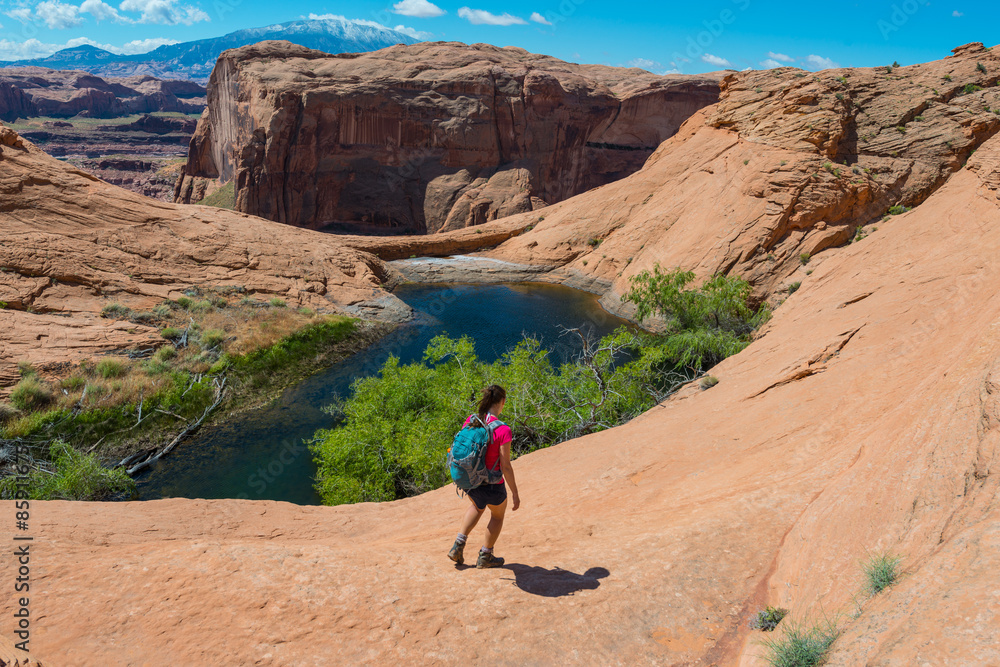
left=448, top=384, right=520, bottom=568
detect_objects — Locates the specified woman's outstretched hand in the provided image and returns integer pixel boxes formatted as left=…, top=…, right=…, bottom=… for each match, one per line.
left=511, top=493, right=520, bottom=511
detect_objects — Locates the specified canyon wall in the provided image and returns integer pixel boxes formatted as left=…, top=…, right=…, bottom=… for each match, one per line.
left=480, top=42, right=1000, bottom=308
left=174, top=41, right=722, bottom=232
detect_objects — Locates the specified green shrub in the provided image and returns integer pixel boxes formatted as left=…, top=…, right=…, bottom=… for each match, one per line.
left=750, top=606, right=789, bottom=632
left=311, top=271, right=769, bottom=506
left=943, top=74, right=952, bottom=82
left=977, top=62, right=987, bottom=74
left=887, top=205, right=910, bottom=215
left=587, top=237, right=602, bottom=247
left=0, top=401, right=21, bottom=422
left=175, top=296, right=193, bottom=310
left=699, top=375, right=719, bottom=390
left=101, top=302, right=132, bottom=319
left=896, top=126, right=906, bottom=133
left=95, top=358, right=127, bottom=379
left=799, top=253, right=810, bottom=265
left=153, top=303, right=173, bottom=318
left=129, top=311, right=157, bottom=325
left=759, top=621, right=839, bottom=667
left=962, top=83, right=983, bottom=95
left=0, top=441, right=135, bottom=501
left=10, top=376, right=53, bottom=411
left=212, top=297, right=228, bottom=308
left=60, top=376, right=86, bottom=391
left=153, top=345, right=176, bottom=363
left=17, top=360, right=36, bottom=377
left=190, top=299, right=214, bottom=313
left=269, top=297, right=287, bottom=308
left=160, top=327, right=182, bottom=340
left=200, top=329, right=227, bottom=349
left=863, top=552, right=901, bottom=595
left=788, top=281, right=802, bottom=294
left=298, top=307, right=315, bottom=317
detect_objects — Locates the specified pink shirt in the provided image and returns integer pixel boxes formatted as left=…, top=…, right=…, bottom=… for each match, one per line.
left=462, top=413, right=512, bottom=484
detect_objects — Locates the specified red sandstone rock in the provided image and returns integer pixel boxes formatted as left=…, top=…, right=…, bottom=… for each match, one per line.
left=174, top=40, right=721, bottom=232
left=485, top=43, right=1000, bottom=309
left=6, top=127, right=1000, bottom=664
left=0, top=124, right=404, bottom=385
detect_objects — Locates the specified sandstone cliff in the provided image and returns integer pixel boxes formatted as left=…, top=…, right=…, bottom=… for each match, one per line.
left=174, top=41, right=721, bottom=232
left=481, top=43, right=1000, bottom=310
left=0, top=68, right=205, bottom=120
left=9, top=115, right=1000, bottom=665
left=0, top=125, right=403, bottom=387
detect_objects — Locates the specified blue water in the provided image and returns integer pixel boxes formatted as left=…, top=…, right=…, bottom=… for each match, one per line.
left=136, top=282, right=632, bottom=505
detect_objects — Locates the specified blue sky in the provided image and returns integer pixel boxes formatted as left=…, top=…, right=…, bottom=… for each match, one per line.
left=0, top=0, right=997, bottom=72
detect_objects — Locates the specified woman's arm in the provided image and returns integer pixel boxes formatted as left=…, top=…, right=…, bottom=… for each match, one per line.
left=499, top=441, right=520, bottom=511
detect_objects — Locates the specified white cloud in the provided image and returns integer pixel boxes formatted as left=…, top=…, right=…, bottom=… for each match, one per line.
left=393, top=24, right=431, bottom=40
left=118, top=0, right=209, bottom=25
left=952, top=10, right=963, bottom=16
left=35, top=1, right=84, bottom=29
left=767, top=51, right=794, bottom=63
left=81, top=0, right=130, bottom=22
left=5, top=8, right=33, bottom=22
left=701, top=53, right=731, bottom=67
left=0, top=35, right=177, bottom=60
left=529, top=11, right=551, bottom=25
left=760, top=58, right=784, bottom=69
left=392, top=0, right=445, bottom=18
left=627, top=57, right=659, bottom=70
left=457, top=7, right=527, bottom=25
left=805, top=54, right=840, bottom=70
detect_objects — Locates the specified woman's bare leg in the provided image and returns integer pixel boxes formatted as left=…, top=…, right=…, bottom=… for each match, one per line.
left=459, top=500, right=484, bottom=536
left=483, top=497, right=508, bottom=549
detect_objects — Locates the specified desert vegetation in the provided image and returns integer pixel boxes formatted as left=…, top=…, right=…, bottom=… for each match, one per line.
left=0, top=289, right=376, bottom=500
left=310, top=268, right=770, bottom=505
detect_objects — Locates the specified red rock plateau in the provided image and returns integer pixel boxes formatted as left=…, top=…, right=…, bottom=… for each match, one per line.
left=3, top=45, right=1000, bottom=665
left=174, top=41, right=722, bottom=232
left=0, top=125, right=403, bottom=387
left=0, top=68, right=205, bottom=120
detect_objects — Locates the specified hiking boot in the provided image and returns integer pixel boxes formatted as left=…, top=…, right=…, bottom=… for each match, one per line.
left=448, top=539, right=466, bottom=565
left=476, top=550, right=505, bottom=569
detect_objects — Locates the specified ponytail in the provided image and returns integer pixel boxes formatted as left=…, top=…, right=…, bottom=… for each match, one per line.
left=477, top=384, right=506, bottom=420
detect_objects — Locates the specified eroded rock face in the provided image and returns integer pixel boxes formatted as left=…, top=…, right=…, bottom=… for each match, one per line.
left=0, top=67, right=205, bottom=119
left=0, top=125, right=403, bottom=386
left=480, top=43, right=1000, bottom=308
left=174, top=40, right=722, bottom=232
left=14, top=127, right=1000, bottom=667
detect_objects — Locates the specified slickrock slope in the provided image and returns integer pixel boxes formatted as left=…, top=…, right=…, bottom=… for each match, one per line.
left=485, top=43, right=1000, bottom=309
left=0, top=125, right=402, bottom=387
left=10, top=118, right=1000, bottom=665
left=174, top=41, right=721, bottom=232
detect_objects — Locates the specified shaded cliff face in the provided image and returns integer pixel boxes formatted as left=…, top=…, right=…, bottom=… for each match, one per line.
left=15, top=122, right=1000, bottom=666
left=0, top=124, right=402, bottom=387
left=484, top=42, right=1000, bottom=308
left=175, top=40, right=722, bottom=232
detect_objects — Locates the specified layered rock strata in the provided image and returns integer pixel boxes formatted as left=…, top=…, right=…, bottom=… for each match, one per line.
left=174, top=41, right=722, bottom=232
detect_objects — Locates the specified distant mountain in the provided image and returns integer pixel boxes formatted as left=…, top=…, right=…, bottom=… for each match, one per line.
left=0, top=18, right=418, bottom=81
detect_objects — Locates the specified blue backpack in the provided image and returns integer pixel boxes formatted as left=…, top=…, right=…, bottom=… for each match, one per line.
left=447, top=414, right=505, bottom=490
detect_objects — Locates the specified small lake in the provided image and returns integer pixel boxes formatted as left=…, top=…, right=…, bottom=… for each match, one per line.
left=136, top=282, right=632, bottom=505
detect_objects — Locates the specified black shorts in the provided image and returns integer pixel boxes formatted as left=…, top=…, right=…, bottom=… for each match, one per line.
left=468, top=483, right=507, bottom=510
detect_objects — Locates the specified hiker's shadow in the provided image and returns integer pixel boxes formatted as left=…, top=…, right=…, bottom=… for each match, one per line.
left=503, top=564, right=610, bottom=597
